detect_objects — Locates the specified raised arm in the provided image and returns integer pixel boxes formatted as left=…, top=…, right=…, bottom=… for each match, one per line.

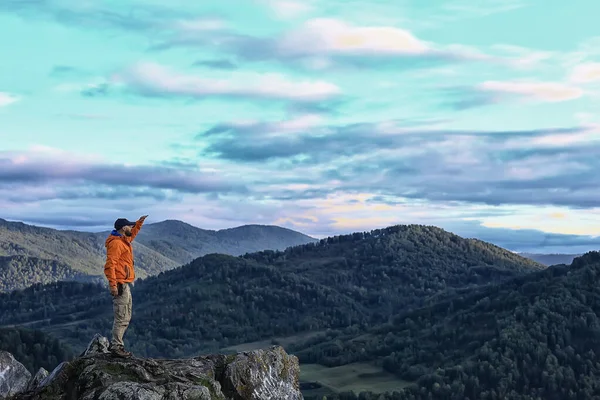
left=128, top=215, right=148, bottom=242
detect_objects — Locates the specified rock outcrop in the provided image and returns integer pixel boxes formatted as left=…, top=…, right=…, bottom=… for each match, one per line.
left=3, top=334, right=303, bottom=400
left=0, top=351, right=31, bottom=398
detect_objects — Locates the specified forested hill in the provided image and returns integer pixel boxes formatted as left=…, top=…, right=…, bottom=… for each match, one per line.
left=0, top=255, right=102, bottom=292
left=0, top=218, right=316, bottom=291
left=244, top=224, right=545, bottom=312
left=246, top=224, right=545, bottom=274
left=293, top=251, right=600, bottom=400
left=0, top=225, right=543, bottom=359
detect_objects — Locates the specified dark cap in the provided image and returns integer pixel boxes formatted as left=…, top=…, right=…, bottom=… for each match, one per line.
left=114, top=218, right=136, bottom=231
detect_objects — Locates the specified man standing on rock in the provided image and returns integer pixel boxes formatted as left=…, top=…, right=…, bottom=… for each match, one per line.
left=104, top=215, right=147, bottom=358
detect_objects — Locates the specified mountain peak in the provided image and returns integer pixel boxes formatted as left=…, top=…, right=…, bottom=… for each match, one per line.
left=147, top=219, right=203, bottom=229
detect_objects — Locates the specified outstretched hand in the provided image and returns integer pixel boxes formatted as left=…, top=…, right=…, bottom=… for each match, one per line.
left=139, top=215, right=148, bottom=222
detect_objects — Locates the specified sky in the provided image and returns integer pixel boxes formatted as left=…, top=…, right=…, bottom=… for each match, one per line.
left=1, top=0, right=600, bottom=254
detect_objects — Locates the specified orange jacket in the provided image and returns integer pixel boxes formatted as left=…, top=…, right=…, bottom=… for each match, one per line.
left=104, top=219, right=144, bottom=289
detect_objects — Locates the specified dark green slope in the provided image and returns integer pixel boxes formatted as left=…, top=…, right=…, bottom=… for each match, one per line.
left=0, top=327, right=75, bottom=374
left=0, top=254, right=368, bottom=357
left=0, top=255, right=103, bottom=292
left=293, top=251, right=600, bottom=400
left=244, top=224, right=545, bottom=319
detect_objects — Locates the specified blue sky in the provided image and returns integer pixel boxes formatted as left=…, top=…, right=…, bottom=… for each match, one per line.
left=1, top=0, right=600, bottom=253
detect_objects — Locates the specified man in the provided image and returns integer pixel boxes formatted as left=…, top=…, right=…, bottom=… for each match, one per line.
left=104, top=215, right=147, bottom=357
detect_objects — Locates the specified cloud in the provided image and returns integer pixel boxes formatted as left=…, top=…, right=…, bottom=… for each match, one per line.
left=194, top=116, right=600, bottom=210
left=262, top=0, right=314, bottom=19
left=274, top=18, right=430, bottom=57
left=0, top=147, right=247, bottom=195
left=0, top=183, right=176, bottom=204
left=477, top=80, right=584, bottom=102
left=80, top=83, right=111, bottom=97
left=569, top=62, right=600, bottom=83
left=441, top=0, right=527, bottom=18
left=103, top=62, right=341, bottom=103
left=0, top=92, right=20, bottom=107
left=0, top=0, right=189, bottom=33
left=438, top=86, right=499, bottom=110
left=442, top=80, right=585, bottom=109
left=49, top=65, right=90, bottom=78
left=197, top=117, right=587, bottom=162
left=191, top=59, right=238, bottom=70
left=153, top=17, right=527, bottom=71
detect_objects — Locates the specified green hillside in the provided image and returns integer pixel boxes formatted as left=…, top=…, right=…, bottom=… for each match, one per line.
left=292, top=252, right=600, bottom=399
left=244, top=225, right=545, bottom=317
left=0, top=255, right=102, bottom=292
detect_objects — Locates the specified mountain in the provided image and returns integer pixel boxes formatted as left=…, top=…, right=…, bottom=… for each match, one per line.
left=0, top=225, right=543, bottom=358
left=0, top=218, right=316, bottom=291
left=290, top=251, right=600, bottom=399
left=125, top=219, right=318, bottom=265
left=519, top=252, right=582, bottom=266
left=0, top=255, right=104, bottom=292
left=244, top=225, right=545, bottom=316
left=0, top=218, right=178, bottom=278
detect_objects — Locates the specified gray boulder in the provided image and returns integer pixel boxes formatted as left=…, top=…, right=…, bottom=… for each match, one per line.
left=80, top=333, right=109, bottom=356
left=25, top=369, right=48, bottom=392
left=0, top=351, right=31, bottom=398
left=11, top=335, right=303, bottom=400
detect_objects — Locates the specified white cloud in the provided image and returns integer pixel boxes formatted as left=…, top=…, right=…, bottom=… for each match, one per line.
left=0, top=92, right=20, bottom=107
left=263, top=18, right=538, bottom=68
left=276, top=18, right=430, bottom=56
left=114, top=62, right=341, bottom=102
left=569, top=62, right=600, bottom=83
left=263, top=0, right=313, bottom=19
left=442, top=0, right=527, bottom=18
left=478, top=80, right=584, bottom=102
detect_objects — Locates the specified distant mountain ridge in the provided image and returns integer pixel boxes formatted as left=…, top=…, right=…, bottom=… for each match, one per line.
left=0, top=217, right=317, bottom=292
left=519, top=252, right=582, bottom=266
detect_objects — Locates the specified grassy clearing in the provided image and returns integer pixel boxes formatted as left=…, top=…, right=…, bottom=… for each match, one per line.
left=300, top=362, right=413, bottom=395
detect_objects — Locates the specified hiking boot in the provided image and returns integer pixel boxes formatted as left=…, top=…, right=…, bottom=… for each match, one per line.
left=109, top=345, right=132, bottom=358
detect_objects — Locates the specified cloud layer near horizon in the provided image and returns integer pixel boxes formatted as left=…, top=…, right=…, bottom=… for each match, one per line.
left=1, top=0, right=600, bottom=253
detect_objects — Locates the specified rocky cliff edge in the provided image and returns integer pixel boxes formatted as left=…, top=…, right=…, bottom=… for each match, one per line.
left=0, top=334, right=303, bottom=400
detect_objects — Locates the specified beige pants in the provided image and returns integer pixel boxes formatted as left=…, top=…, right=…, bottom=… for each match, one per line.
left=111, top=283, right=132, bottom=348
